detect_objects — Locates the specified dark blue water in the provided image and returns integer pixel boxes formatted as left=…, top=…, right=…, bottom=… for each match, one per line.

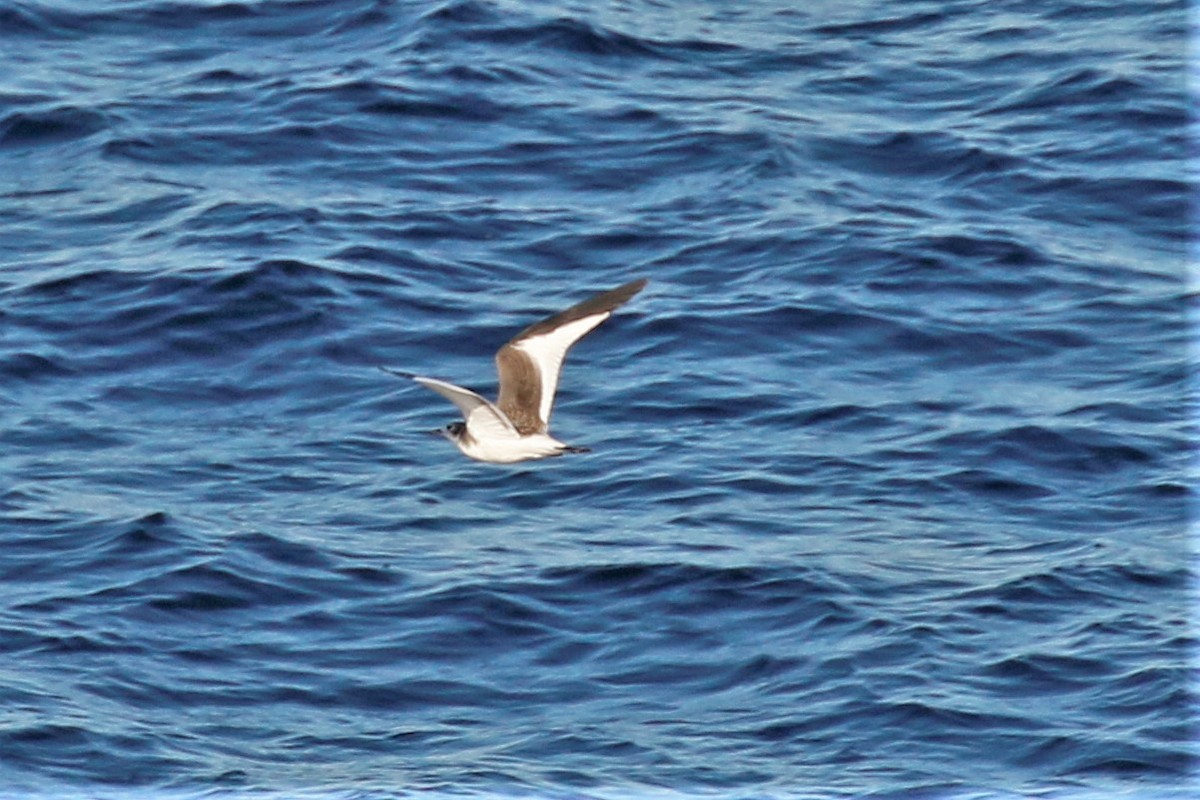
left=0, top=1, right=1193, bottom=798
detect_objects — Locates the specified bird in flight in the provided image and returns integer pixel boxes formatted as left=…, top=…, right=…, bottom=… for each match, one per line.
left=386, top=278, right=647, bottom=463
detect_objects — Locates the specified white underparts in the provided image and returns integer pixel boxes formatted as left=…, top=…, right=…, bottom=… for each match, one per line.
left=447, top=429, right=573, bottom=463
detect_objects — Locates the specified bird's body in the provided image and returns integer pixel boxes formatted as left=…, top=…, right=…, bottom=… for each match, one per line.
left=393, top=278, right=647, bottom=464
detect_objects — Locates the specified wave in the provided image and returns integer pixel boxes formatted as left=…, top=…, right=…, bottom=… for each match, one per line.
left=0, top=106, right=112, bottom=149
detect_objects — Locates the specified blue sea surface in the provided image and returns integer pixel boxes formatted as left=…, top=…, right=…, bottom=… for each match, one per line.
left=0, top=0, right=1194, bottom=798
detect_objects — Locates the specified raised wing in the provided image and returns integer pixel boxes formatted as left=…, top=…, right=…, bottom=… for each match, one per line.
left=495, top=278, right=647, bottom=433
left=410, top=376, right=520, bottom=440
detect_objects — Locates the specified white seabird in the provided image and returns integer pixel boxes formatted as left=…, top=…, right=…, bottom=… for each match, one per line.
left=387, top=278, right=648, bottom=463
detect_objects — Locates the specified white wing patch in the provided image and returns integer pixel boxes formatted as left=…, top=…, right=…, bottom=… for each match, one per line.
left=513, top=311, right=610, bottom=426
left=411, top=376, right=520, bottom=440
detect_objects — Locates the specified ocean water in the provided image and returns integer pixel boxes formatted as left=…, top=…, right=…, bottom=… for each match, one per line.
left=0, top=0, right=1193, bottom=798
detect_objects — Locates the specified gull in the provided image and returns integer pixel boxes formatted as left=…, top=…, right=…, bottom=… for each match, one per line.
left=386, top=278, right=647, bottom=463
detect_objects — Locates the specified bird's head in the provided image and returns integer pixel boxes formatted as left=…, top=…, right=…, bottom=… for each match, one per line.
left=434, top=421, right=467, bottom=442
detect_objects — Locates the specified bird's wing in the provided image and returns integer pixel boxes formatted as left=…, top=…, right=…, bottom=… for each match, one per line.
left=495, top=278, right=647, bottom=431
left=410, top=376, right=520, bottom=440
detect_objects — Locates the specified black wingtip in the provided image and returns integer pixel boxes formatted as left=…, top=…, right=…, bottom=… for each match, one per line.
left=379, top=366, right=417, bottom=380
left=607, top=277, right=648, bottom=306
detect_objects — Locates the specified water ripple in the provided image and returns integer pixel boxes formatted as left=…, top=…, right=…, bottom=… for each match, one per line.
left=0, top=0, right=1190, bottom=798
